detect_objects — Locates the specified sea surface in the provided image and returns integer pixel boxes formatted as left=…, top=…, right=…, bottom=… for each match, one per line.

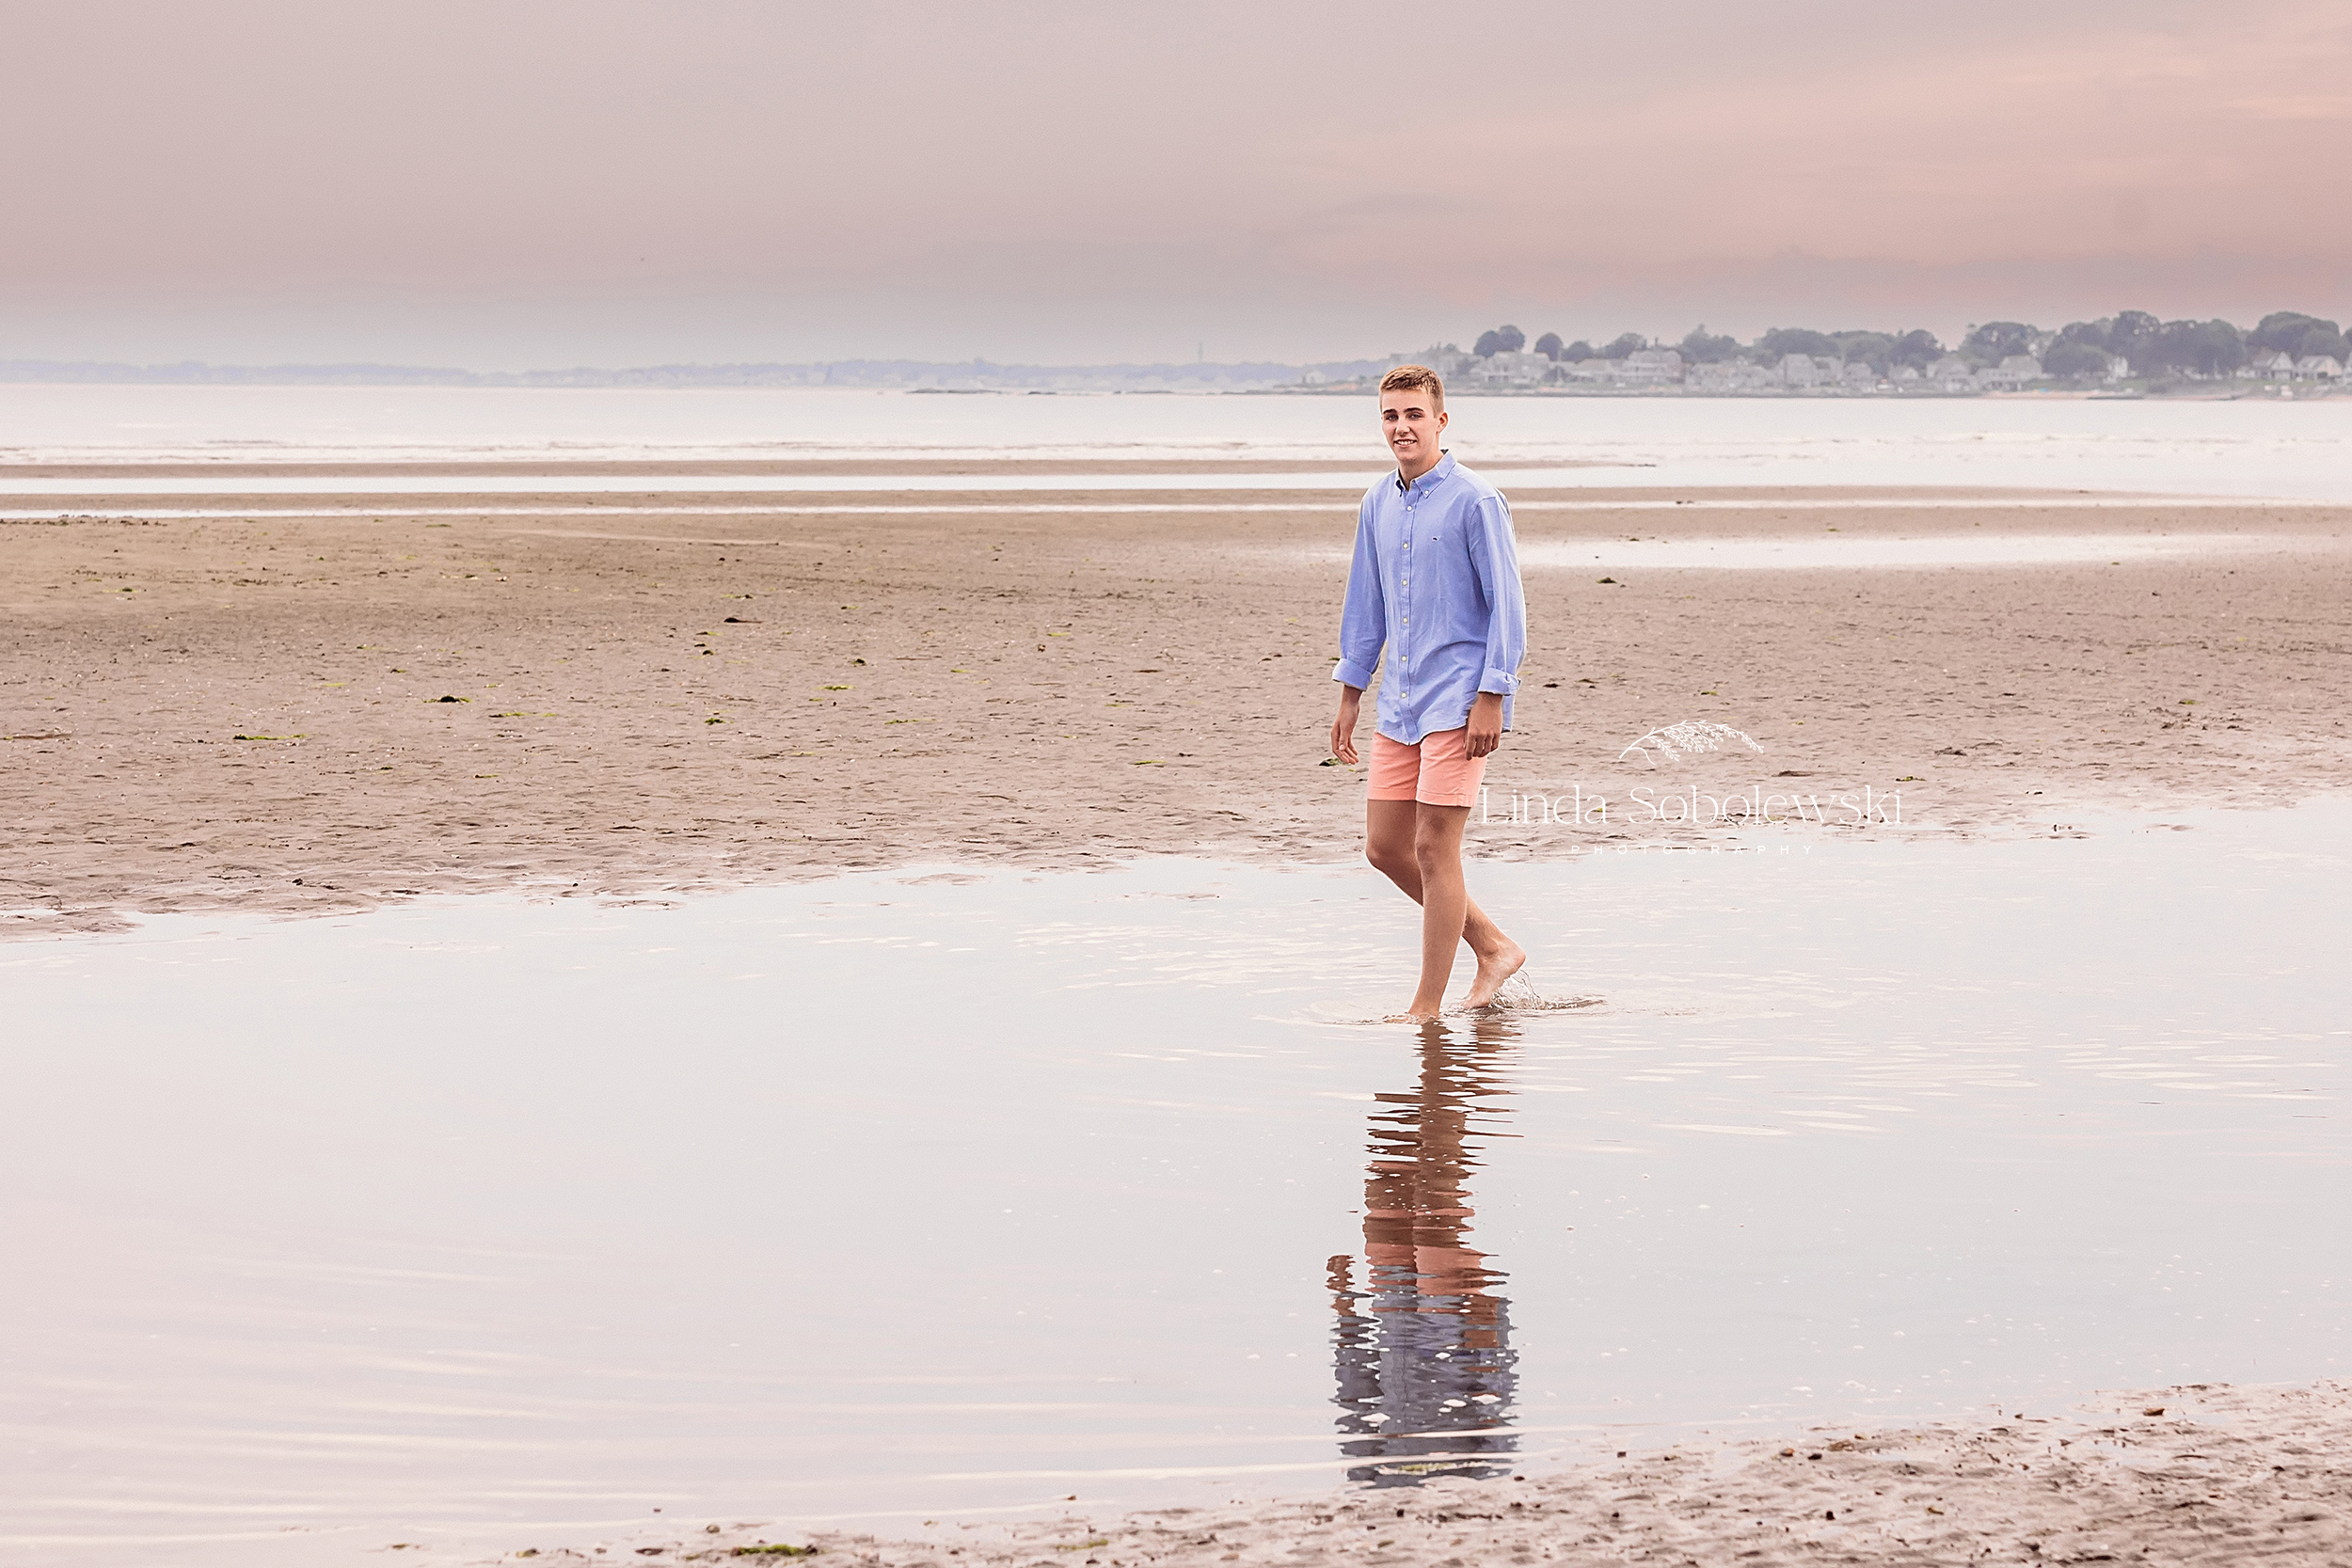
left=3, top=383, right=2351, bottom=500
left=5, top=805, right=2346, bottom=1564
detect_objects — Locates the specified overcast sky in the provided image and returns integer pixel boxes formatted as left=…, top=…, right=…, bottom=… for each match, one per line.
left=10, top=0, right=2349, bottom=367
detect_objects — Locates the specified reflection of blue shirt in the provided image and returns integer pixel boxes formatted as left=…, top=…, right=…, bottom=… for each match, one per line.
left=1333, top=452, right=1528, bottom=745
left=1333, top=1269, right=1518, bottom=1485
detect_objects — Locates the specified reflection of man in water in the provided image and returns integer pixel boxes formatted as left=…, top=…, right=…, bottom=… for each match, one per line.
left=1328, top=1016, right=1518, bottom=1484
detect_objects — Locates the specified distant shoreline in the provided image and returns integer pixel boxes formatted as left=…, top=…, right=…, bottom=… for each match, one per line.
left=5, top=375, right=2340, bottom=402
left=1262, top=384, right=2341, bottom=402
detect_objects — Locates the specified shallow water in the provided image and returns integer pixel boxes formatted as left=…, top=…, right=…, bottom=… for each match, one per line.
left=5, top=385, right=2352, bottom=500
left=8, top=500, right=2336, bottom=537
left=3, top=805, right=2348, bottom=1562
left=1, top=474, right=2344, bottom=504
left=0, top=468, right=1597, bottom=498
left=1513, top=531, right=2311, bottom=570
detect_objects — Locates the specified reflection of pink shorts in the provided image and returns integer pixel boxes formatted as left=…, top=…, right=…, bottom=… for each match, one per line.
left=1367, top=727, right=1486, bottom=807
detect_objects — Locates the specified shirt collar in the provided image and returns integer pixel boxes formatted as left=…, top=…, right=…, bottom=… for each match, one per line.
left=1393, top=451, right=1455, bottom=494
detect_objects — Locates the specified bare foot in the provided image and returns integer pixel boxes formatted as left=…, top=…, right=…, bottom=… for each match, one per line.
left=1384, top=1008, right=1443, bottom=1024
left=1461, top=939, right=1528, bottom=1009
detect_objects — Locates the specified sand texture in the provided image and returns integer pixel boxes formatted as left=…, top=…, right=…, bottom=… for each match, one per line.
left=4, top=477, right=2349, bottom=930
left=481, top=1382, right=2352, bottom=1565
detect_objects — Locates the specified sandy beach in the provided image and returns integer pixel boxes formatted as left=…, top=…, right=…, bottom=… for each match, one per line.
left=492, top=1381, right=2352, bottom=1565
left=8, top=464, right=2351, bottom=1562
left=4, top=467, right=2347, bottom=932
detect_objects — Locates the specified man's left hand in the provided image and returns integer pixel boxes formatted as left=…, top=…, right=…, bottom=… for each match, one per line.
left=1465, top=691, right=1504, bottom=758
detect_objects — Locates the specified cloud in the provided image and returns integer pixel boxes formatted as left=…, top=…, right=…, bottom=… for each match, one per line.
left=4, top=0, right=2346, bottom=363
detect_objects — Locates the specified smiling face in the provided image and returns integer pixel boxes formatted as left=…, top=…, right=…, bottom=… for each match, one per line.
left=1379, top=384, right=1448, bottom=480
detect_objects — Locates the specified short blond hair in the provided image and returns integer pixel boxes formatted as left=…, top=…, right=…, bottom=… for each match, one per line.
left=1379, top=364, right=1444, bottom=410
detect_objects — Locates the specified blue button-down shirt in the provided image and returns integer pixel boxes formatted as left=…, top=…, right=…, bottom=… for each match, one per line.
left=1333, top=451, right=1527, bottom=744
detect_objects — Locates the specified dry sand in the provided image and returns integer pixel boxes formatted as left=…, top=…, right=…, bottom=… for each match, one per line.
left=4, top=471, right=2347, bottom=931
left=487, top=1381, right=2352, bottom=1565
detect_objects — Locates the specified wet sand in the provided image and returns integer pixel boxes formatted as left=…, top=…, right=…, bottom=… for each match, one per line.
left=524, top=1381, right=2352, bottom=1565
left=3, top=471, right=2348, bottom=931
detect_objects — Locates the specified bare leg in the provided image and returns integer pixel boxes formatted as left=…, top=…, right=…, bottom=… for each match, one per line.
left=1365, top=800, right=1525, bottom=1018
left=1406, top=806, right=1473, bottom=1016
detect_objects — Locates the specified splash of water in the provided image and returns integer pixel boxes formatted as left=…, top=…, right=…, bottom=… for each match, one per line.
left=1482, top=971, right=1598, bottom=1012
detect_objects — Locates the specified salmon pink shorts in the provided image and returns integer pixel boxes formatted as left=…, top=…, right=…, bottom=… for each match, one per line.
left=1367, top=727, right=1486, bottom=808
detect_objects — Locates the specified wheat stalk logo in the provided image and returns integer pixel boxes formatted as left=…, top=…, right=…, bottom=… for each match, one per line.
left=1619, top=720, right=1766, bottom=766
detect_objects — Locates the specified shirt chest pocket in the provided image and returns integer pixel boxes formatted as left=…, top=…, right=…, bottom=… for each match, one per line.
left=1419, top=508, right=1468, bottom=558
left=1386, top=509, right=1451, bottom=569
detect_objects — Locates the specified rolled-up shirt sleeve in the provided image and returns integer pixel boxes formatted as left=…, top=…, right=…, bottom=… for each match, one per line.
left=1332, top=496, right=1386, bottom=690
left=1470, top=494, right=1526, bottom=696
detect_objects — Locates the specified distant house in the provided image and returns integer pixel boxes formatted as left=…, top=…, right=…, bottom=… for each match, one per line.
left=1464, top=349, right=1550, bottom=389
left=1777, top=353, right=1822, bottom=388
left=2106, top=355, right=2133, bottom=383
left=1891, top=364, right=1922, bottom=384
left=1617, top=348, right=1684, bottom=384
left=1924, top=356, right=1976, bottom=391
left=1978, top=355, right=2044, bottom=389
left=1685, top=360, right=1776, bottom=392
left=2241, top=350, right=2298, bottom=380
left=2293, top=354, right=2344, bottom=381
left=1841, top=361, right=1878, bottom=389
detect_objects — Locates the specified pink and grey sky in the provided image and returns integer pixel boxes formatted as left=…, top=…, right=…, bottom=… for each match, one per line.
left=10, top=0, right=2350, bottom=367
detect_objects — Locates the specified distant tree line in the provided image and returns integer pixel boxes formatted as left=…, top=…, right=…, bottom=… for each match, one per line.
left=1466, top=310, right=2348, bottom=380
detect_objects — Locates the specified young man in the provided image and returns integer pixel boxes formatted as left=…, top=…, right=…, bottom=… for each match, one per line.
left=1329, top=366, right=1528, bottom=1022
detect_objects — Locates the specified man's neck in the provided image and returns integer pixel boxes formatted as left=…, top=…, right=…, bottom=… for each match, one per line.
left=1395, top=449, right=1445, bottom=485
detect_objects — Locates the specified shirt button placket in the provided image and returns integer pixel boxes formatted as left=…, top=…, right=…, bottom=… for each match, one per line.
left=1399, top=497, right=1411, bottom=699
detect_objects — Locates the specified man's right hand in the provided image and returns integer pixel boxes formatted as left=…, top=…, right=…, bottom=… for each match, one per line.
left=1329, top=688, right=1363, bottom=765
